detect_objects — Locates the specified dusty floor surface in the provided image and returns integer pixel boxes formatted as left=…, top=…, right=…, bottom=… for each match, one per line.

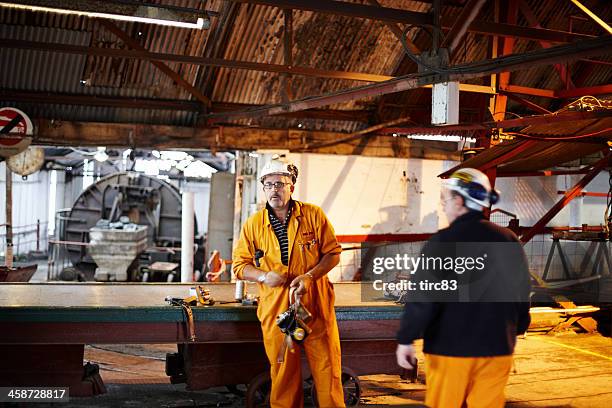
left=8, top=332, right=610, bottom=408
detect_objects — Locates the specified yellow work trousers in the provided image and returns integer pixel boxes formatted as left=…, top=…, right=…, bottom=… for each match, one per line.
left=424, top=354, right=513, bottom=408
left=263, top=313, right=345, bottom=408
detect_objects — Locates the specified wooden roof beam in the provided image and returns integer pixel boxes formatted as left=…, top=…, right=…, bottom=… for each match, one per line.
left=212, top=103, right=371, bottom=122
left=31, top=120, right=460, bottom=160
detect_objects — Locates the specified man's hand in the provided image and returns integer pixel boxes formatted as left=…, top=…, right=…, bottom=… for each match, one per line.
left=263, top=271, right=286, bottom=288
left=396, top=344, right=417, bottom=369
left=290, top=273, right=313, bottom=296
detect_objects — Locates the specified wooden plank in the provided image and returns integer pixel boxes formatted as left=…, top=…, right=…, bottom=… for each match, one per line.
left=32, top=120, right=461, bottom=160
left=0, top=283, right=401, bottom=309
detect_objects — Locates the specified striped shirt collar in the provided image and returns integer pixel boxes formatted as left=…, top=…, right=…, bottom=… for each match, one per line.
left=263, top=199, right=302, bottom=229
left=267, top=200, right=294, bottom=266
left=266, top=199, right=294, bottom=227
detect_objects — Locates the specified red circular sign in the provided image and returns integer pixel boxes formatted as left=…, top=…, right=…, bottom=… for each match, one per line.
left=0, top=107, right=33, bottom=157
left=0, top=107, right=32, bottom=137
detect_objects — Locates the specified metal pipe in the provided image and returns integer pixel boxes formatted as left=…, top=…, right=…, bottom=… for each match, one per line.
left=181, top=191, right=195, bottom=282
left=4, top=164, right=13, bottom=268
left=36, top=219, right=40, bottom=252
left=569, top=0, right=612, bottom=35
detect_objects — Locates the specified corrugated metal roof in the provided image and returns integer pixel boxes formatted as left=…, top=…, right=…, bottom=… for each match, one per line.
left=499, top=141, right=607, bottom=173
left=440, top=138, right=608, bottom=176
left=0, top=0, right=209, bottom=125
left=0, top=25, right=90, bottom=92
left=0, top=0, right=609, bottom=132
left=523, top=116, right=612, bottom=136
left=506, top=0, right=612, bottom=110
left=209, top=1, right=427, bottom=110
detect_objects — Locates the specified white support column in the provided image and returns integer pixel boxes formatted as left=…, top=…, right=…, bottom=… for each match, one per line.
left=181, top=191, right=195, bottom=282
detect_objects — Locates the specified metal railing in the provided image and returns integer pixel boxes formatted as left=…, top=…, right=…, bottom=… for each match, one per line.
left=0, top=220, right=48, bottom=256
left=46, top=239, right=89, bottom=281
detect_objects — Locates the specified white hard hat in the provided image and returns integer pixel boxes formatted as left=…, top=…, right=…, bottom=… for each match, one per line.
left=443, top=168, right=499, bottom=210
left=260, top=155, right=298, bottom=183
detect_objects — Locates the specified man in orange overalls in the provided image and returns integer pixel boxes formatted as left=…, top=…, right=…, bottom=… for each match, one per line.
left=396, top=168, right=531, bottom=408
left=233, top=156, right=345, bottom=408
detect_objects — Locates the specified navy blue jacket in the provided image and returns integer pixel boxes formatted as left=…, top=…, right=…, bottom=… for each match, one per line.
left=397, top=211, right=531, bottom=357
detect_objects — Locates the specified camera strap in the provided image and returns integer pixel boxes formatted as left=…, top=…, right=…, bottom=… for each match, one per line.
left=276, top=331, right=294, bottom=363
left=165, top=297, right=196, bottom=342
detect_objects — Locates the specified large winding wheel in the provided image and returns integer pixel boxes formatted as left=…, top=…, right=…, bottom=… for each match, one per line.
left=61, top=172, right=197, bottom=277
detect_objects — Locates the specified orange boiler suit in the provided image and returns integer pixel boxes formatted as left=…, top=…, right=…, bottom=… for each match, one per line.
left=232, top=200, right=345, bottom=408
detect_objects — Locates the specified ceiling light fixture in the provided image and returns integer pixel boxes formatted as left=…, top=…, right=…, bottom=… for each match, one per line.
left=0, top=0, right=209, bottom=29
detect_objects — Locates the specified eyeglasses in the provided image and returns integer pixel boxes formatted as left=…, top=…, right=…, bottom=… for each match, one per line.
left=262, top=181, right=291, bottom=191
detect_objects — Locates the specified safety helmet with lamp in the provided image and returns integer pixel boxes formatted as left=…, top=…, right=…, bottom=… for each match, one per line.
left=443, top=168, right=500, bottom=210
left=260, top=155, right=299, bottom=184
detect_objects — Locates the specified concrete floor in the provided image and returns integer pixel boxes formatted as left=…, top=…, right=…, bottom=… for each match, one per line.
left=16, top=332, right=610, bottom=408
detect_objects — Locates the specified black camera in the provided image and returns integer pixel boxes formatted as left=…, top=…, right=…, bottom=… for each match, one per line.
left=276, top=303, right=312, bottom=343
